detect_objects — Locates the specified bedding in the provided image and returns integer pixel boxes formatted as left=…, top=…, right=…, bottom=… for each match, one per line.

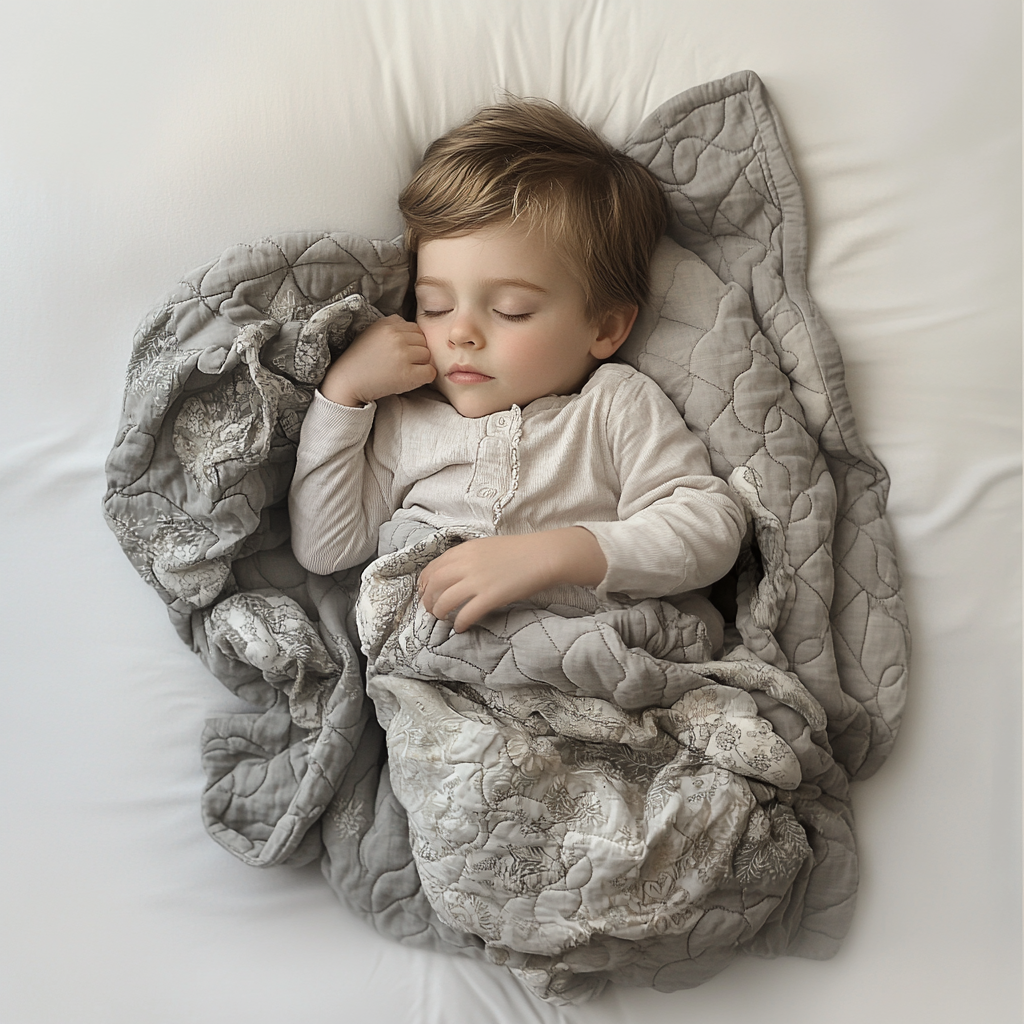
left=103, top=71, right=908, bottom=1003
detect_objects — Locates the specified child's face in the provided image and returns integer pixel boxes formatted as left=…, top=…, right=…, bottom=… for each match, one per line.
left=414, top=221, right=622, bottom=418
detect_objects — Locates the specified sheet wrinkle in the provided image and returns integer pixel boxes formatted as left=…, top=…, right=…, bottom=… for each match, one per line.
left=893, top=454, right=1022, bottom=537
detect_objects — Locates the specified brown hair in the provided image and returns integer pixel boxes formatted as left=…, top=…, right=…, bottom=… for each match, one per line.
left=398, top=99, right=667, bottom=321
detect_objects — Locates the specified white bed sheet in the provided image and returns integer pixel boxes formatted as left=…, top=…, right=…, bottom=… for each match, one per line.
left=1, top=2, right=1019, bottom=1022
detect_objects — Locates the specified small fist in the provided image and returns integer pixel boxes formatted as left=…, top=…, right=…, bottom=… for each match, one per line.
left=320, top=315, right=436, bottom=407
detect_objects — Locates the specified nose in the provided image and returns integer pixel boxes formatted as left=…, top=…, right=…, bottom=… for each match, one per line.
left=447, top=310, right=484, bottom=348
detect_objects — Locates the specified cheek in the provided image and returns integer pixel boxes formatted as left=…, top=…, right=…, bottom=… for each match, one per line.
left=418, top=322, right=445, bottom=357
left=514, top=331, right=563, bottom=371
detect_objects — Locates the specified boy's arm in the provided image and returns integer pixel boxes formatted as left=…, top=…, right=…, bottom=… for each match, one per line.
left=290, top=316, right=434, bottom=575
left=289, top=394, right=397, bottom=574
left=577, top=372, right=745, bottom=600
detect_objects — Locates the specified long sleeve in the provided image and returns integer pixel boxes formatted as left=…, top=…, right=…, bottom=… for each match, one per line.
left=576, top=370, right=746, bottom=601
left=288, top=391, right=402, bottom=575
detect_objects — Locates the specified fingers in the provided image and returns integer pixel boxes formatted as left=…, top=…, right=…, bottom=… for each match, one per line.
left=359, top=316, right=427, bottom=353
left=419, top=581, right=492, bottom=633
left=418, top=555, right=474, bottom=629
left=417, top=543, right=509, bottom=633
left=417, top=558, right=465, bottom=620
left=409, top=362, right=437, bottom=387
left=376, top=318, right=435, bottom=383
left=324, top=315, right=434, bottom=404
left=402, top=357, right=436, bottom=389
left=451, top=596, right=494, bottom=633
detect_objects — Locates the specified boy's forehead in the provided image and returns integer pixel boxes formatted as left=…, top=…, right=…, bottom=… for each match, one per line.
left=416, top=223, right=564, bottom=282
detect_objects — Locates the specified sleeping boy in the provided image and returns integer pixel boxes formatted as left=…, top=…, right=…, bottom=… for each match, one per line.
left=288, top=100, right=745, bottom=648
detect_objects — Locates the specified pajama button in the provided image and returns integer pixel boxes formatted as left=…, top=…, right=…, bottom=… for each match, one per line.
left=496, top=415, right=508, bottom=427
left=477, top=487, right=497, bottom=498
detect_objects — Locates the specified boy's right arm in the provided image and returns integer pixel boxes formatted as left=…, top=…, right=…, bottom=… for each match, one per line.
left=289, top=316, right=435, bottom=575
left=289, top=395, right=390, bottom=574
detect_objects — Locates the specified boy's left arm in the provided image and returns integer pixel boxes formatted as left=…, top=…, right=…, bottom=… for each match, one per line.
left=577, top=372, right=746, bottom=601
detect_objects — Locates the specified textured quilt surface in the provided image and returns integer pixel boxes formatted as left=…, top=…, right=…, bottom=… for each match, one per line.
left=103, top=71, right=909, bottom=1003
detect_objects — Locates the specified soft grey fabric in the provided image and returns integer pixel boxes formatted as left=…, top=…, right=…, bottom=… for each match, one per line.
left=625, top=77, right=907, bottom=777
left=356, top=520, right=846, bottom=1004
left=103, top=71, right=908, bottom=1003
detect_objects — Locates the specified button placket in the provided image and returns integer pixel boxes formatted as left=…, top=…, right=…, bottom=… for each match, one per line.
left=466, top=407, right=521, bottom=528
left=489, top=405, right=523, bottom=529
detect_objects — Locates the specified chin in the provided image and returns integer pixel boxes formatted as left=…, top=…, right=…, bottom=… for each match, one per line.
left=452, top=400, right=505, bottom=419
left=439, top=386, right=507, bottom=419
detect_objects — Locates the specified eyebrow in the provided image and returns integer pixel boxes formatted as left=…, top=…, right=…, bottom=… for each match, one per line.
left=415, top=276, right=548, bottom=294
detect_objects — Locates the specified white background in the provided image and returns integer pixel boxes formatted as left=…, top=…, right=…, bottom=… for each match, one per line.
left=1, top=2, right=1019, bottom=1022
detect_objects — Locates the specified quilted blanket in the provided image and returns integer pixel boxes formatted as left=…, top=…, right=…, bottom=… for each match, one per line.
left=103, top=71, right=909, bottom=1003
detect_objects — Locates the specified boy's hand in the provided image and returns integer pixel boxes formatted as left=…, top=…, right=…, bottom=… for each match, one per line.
left=417, top=527, right=607, bottom=633
left=320, top=315, right=436, bottom=407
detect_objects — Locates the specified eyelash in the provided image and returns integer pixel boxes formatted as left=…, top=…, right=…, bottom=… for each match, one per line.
left=418, top=309, right=533, bottom=322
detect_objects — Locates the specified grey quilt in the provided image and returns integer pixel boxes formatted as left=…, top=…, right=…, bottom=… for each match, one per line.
left=103, top=71, right=909, bottom=1004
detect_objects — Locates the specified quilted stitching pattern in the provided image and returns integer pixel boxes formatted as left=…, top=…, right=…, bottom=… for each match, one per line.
left=626, top=72, right=908, bottom=775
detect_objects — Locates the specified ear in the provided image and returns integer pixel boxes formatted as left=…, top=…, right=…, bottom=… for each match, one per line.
left=589, top=305, right=639, bottom=360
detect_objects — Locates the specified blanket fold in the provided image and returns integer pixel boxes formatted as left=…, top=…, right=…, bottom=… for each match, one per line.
left=103, top=71, right=907, bottom=1004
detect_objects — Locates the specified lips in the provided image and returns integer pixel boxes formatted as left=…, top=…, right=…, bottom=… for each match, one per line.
left=445, top=365, right=493, bottom=385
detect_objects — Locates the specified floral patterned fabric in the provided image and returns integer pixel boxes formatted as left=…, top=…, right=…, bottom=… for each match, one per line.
left=357, top=522, right=824, bottom=999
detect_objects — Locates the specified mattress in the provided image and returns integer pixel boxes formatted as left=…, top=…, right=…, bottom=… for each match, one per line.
left=1, top=2, right=1019, bottom=1022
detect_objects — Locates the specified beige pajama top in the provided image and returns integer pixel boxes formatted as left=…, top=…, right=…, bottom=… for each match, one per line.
left=289, top=361, right=745, bottom=610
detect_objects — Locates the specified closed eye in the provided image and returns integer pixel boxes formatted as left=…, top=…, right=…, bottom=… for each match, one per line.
left=419, top=309, right=452, bottom=318
left=495, top=311, right=533, bottom=322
